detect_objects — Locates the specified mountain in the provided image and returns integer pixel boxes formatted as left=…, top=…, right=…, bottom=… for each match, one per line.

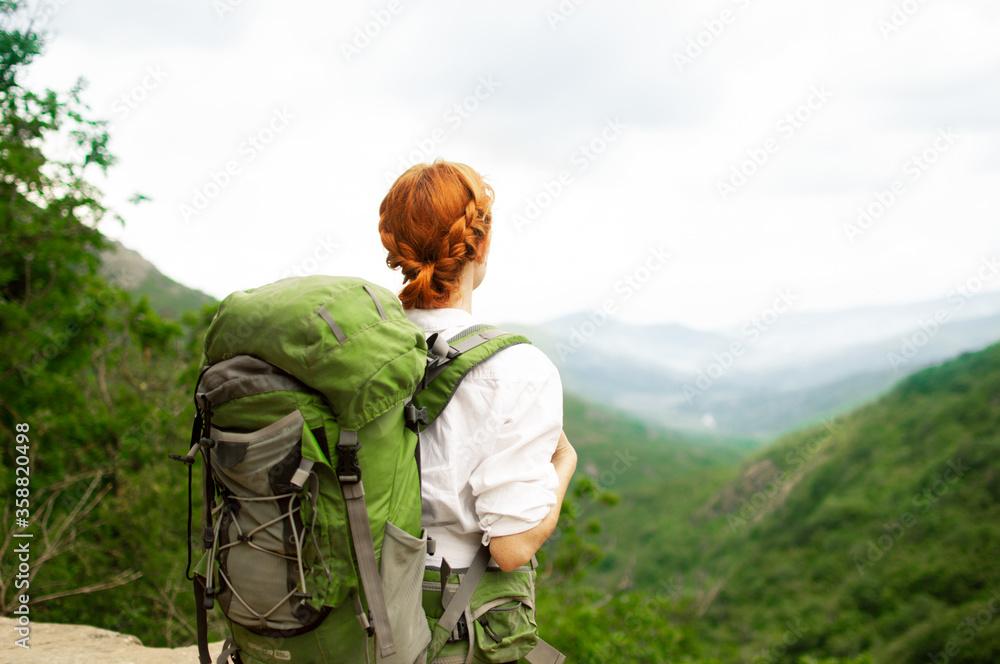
left=509, top=293, right=1000, bottom=440
left=97, top=240, right=1000, bottom=443
left=587, top=341, right=1000, bottom=663
left=563, top=391, right=750, bottom=485
left=100, top=240, right=215, bottom=318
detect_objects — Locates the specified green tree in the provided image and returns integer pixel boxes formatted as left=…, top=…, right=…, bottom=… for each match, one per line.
left=0, top=0, right=116, bottom=428
left=0, top=3, right=199, bottom=641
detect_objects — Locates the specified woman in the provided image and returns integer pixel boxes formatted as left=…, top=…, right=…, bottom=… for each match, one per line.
left=379, top=159, right=577, bottom=661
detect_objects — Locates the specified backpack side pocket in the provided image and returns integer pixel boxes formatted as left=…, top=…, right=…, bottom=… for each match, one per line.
left=377, top=522, right=432, bottom=663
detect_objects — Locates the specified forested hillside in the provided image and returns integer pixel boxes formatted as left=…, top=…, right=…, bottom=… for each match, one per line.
left=568, top=343, right=1000, bottom=663
left=694, top=343, right=1000, bottom=663
left=100, top=240, right=215, bottom=318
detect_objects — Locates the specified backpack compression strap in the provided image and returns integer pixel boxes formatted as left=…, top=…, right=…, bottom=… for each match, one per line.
left=336, top=429, right=397, bottom=658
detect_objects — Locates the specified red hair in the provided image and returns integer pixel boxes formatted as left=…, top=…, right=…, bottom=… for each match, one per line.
left=379, top=159, right=493, bottom=309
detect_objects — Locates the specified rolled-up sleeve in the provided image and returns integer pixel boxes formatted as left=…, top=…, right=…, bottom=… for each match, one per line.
left=468, top=349, right=563, bottom=545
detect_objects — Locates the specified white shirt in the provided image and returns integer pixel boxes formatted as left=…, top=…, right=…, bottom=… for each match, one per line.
left=404, top=308, right=562, bottom=568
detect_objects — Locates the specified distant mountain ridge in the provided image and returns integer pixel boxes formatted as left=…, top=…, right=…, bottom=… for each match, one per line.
left=99, top=241, right=1000, bottom=442
left=99, top=240, right=215, bottom=318
left=508, top=292, right=1000, bottom=440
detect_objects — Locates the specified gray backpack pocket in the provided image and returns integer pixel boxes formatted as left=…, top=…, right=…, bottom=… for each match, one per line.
left=208, top=410, right=327, bottom=632
left=377, top=522, right=432, bottom=663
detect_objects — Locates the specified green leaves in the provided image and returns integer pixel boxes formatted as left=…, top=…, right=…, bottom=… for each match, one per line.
left=0, top=1, right=201, bottom=637
left=0, top=2, right=42, bottom=94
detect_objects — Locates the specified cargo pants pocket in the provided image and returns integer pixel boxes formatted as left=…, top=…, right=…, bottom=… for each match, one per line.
left=470, top=597, right=538, bottom=664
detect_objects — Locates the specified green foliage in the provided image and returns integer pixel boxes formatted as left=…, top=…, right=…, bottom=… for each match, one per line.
left=538, top=583, right=723, bottom=664
left=0, top=0, right=208, bottom=645
left=536, top=471, right=728, bottom=663
left=0, top=2, right=40, bottom=94
left=680, top=344, right=1000, bottom=663
left=545, top=342, right=1000, bottom=663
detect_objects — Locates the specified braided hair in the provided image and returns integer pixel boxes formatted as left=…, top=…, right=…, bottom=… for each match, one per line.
left=379, top=159, right=493, bottom=309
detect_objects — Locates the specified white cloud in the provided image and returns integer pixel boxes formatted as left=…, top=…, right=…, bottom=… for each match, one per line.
left=19, top=0, right=1000, bottom=328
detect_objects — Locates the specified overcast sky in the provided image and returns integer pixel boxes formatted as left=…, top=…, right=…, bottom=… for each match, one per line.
left=21, top=0, right=1000, bottom=329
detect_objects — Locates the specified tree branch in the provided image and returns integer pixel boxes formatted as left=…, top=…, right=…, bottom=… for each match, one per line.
left=32, top=569, right=142, bottom=605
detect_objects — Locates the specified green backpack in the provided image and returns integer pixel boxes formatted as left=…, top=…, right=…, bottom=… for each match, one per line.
left=172, top=276, right=560, bottom=664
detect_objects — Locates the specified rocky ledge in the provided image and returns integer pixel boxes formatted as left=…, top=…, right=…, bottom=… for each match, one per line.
left=2, top=617, right=225, bottom=663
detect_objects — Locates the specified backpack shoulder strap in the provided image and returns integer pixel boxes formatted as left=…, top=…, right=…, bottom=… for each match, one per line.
left=405, top=325, right=530, bottom=430
left=432, top=544, right=492, bottom=639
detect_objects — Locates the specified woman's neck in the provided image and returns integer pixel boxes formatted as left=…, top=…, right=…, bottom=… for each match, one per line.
left=443, top=261, right=476, bottom=314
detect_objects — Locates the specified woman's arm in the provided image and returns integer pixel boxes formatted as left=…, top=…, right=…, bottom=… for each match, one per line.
left=489, top=430, right=577, bottom=572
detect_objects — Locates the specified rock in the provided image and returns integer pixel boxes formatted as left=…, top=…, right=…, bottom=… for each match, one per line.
left=100, top=240, right=155, bottom=290
left=2, top=617, right=226, bottom=663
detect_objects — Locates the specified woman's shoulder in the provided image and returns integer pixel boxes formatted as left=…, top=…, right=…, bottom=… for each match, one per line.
left=469, top=337, right=560, bottom=384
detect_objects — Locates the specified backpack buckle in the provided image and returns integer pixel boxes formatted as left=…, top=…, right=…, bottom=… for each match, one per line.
left=404, top=403, right=428, bottom=427
left=429, top=333, right=458, bottom=361
left=447, top=614, right=469, bottom=643
left=336, top=443, right=362, bottom=483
